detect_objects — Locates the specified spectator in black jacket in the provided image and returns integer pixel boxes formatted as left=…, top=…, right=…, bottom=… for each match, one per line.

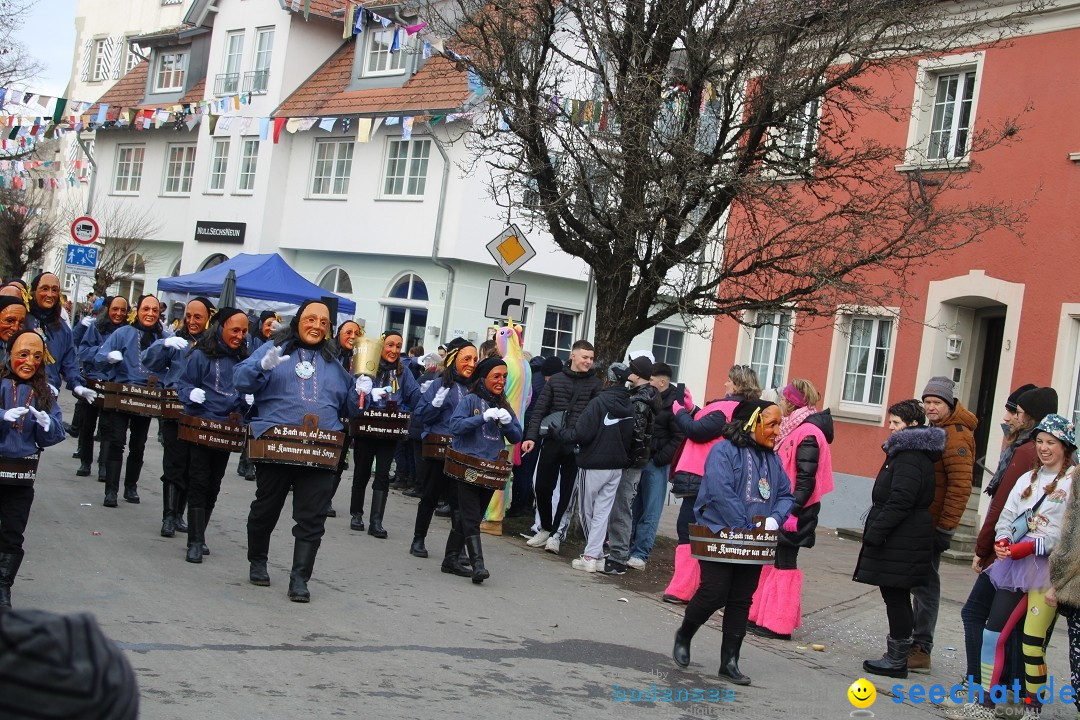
left=629, top=362, right=686, bottom=569
left=522, top=341, right=601, bottom=554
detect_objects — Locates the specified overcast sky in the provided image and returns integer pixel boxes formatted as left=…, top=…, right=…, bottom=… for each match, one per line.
left=19, top=0, right=78, bottom=97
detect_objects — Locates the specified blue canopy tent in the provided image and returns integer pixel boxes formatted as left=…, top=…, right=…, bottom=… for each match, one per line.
left=157, top=253, right=355, bottom=323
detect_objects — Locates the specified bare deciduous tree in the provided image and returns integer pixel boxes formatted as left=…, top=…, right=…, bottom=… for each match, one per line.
left=0, top=184, right=61, bottom=279
left=424, top=0, right=1034, bottom=362
left=0, top=0, right=43, bottom=90
left=87, top=201, right=161, bottom=296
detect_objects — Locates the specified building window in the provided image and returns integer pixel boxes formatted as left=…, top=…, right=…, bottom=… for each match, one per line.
left=311, top=139, right=354, bottom=197
left=237, top=139, right=259, bottom=192
left=901, top=53, right=983, bottom=169
left=125, top=42, right=143, bottom=74
left=749, top=311, right=793, bottom=391
left=383, top=274, right=428, bottom=350
left=382, top=139, right=431, bottom=197
left=926, top=70, right=976, bottom=161
left=841, top=316, right=893, bottom=407
left=244, top=27, right=273, bottom=94
left=116, top=253, right=146, bottom=304
left=216, top=31, right=244, bottom=95
left=113, top=145, right=145, bottom=194
left=200, top=254, right=229, bottom=270
left=768, top=99, right=820, bottom=176
left=163, top=144, right=196, bottom=195
left=154, top=51, right=187, bottom=92
left=652, top=327, right=684, bottom=381
left=364, top=28, right=407, bottom=76
left=208, top=139, right=230, bottom=192
left=318, top=267, right=353, bottom=295
left=541, top=309, right=577, bottom=361
left=92, top=38, right=109, bottom=81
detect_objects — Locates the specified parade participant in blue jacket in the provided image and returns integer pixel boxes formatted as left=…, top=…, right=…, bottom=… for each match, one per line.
left=672, top=399, right=793, bottom=687
left=0, top=330, right=67, bottom=610
left=410, top=337, right=477, bottom=571
left=24, top=273, right=93, bottom=401
left=249, top=311, right=278, bottom=353
left=349, top=330, right=421, bottom=540
left=235, top=300, right=363, bottom=603
left=93, top=295, right=163, bottom=508
left=447, top=356, right=521, bottom=584
left=176, top=308, right=251, bottom=564
left=141, top=297, right=215, bottom=539
left=75, top=296, right=128, bottom=480
left=327, top=320, right=361, bottom=518
left=0, top=297, right=27, bottom=371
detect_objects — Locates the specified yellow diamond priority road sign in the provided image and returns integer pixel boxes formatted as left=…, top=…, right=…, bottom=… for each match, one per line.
left=486, top=224, right=535, bottom=276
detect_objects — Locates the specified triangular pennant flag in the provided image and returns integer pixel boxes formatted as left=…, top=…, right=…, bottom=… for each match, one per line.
left=218, top=117, right=234, bottom=131
left=371, top=117, right=383, bottom=135
left=259, top=117, right=271, bottom=140
left=401, top=116, right=413, bottom=140
left=273, top=117, right=286, bottom=143
left=297, top=117, right=318, bottom=131
left=285, top=117, right=302, bottom=133
left=208, top=115, right=220, bottom=134
left=318, top=117, right=336, bottom=132
left=389, top=28, right=401, bottom=53
left=405, top=21, right=427, bottom=35
left=51, top=98, right=67, bottom=125
left=355, top=117, right=372, bottom=143
left=239, top=117, right=252, bottom=135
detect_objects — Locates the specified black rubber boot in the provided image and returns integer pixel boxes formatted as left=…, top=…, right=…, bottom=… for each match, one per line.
left=718, top=633, right=752, bottom=686
left=367, top=490, right=388, bottom=539
left=287, top=539, right=320, bottom=603
left=464, top=535, right=489, bottom=584
left=673, top=620, right=701, bottom=668
left=0, top=552, right=22, bottom=610
left=863, top=635, right=911, bottom=679
left=441, top=530, right=471, bottom=577
left=248, top=528, right=271, bottom=586
left=123, top=460, right=142, bottom=503
left=185, top=508, right=206, bottom=563
left=175, top=489, right=189, bottom=533
left=160, top=484, right=177, bottom=537
left=249, top=561, right=270, bottom=586
left=349, top=513, right=365, bottom=531
left=103, top=458, right=122, bottom=507
left=410, top=536, right=428, bottom=558
left=97, top=460, right=106, bottom=483
left=76, top=461, right=91, bottom=477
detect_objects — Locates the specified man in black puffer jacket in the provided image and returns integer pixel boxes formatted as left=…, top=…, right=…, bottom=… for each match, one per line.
left=521, top=340, right=601, bottom=554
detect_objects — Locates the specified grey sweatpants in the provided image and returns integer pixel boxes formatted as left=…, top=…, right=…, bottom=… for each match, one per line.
left=579, top=468, right=622, bottom=559
left=605, top=467, right=642, bottom=564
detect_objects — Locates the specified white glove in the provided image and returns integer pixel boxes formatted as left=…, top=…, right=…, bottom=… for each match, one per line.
left=371, top=386, right=391, bottom=402
left=164, top=336, right=189, bottom=350
left=2, top=407, right=29, bottom=423
left=80, top=315, right=93, bottom=327
left=355, top=376, right=373, bottom=395
left=244, top=394, right=254, bottom=406
left=259, top=345, right=290, bottom=371
left=420, top=380, right=433, bottom=393
left=497, top=408, right=513, bottom=425
left=482, top=407, right=501, bottom=422
left=107, top=350, right=123, bottom=364
left=48, top=384, right=59, bottom=398
left=763, top=517, right=779, bottom=531
left=189, top=388, right=207, bottom=404
left=29, top=407, right=50, bottom=432
left=73, top=385, right=98, bottom=404
left=431, top=386, right=450, bottom=408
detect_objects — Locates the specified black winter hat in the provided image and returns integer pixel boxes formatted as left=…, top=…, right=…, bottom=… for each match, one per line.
left=1005, top=383, right=1037, bottom=413
left=1016, top=387, right=1058, bottom=424
left=541, top=356, right=564, bottom=377
left=627, top=355, right=653, bottom=380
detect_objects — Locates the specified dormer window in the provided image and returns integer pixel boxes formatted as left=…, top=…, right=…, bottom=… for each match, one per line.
left=155, top=50, right=188, bottom=92
left=364, top=29, right=408, bottom=77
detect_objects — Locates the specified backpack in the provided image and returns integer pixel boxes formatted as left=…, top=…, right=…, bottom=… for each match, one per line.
left=628, top=388, right=656, bottom=470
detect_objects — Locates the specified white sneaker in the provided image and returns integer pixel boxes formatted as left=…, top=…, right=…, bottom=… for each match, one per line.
left=545, top=535, right=560, bottom=554
left=944, top=703, right=996, bottom=720
left=627, top=557, right=646, bottom=569
left=526, top=530, right=551, bottom=547
left=572, top=555, right=598, bottom=572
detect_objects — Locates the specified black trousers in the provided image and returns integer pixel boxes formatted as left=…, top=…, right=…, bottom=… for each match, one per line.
left=0, top=484, right=34, bottom=557
left=99, top=410, right=152, bottom=484
left=685, top=561, right=763, bottom=633
left=676, top=498, right=696, bottom=544
left=247, top=463, right=334, bottom=562
left=159, top=419, right=190, bottom=491
left=77, top=399, right=101, bottom=464
left=414, top=458, right=458, bottom=537
left=349, top=437, right=396, bottom=514
left=774, top=544, right=800, bottom=570
left=880, top=585, right=915, bottom=639
left=187, top=444, right=230, bottom=513
left=533, top=441, right=578, bottom=532
left=458, top=482, right=495, bottom=537
left=509, top=440, right=539, bottom=512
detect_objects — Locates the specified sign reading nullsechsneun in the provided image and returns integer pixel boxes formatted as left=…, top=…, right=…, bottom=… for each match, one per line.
left=194, top=220, right=246, bottom=244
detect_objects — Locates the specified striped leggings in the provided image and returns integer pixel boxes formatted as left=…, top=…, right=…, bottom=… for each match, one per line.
left=979, top=589, right=1056, bottom=702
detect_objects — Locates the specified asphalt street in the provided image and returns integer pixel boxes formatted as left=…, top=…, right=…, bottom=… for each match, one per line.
left=13, top=395, right=1078, bottom=719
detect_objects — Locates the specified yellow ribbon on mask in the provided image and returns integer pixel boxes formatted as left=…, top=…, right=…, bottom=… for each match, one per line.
left=742, top=406, right=762, bottom=432
left=33, top=328, right=56, bottom=365
left=127, top=308, right=137, bottom=324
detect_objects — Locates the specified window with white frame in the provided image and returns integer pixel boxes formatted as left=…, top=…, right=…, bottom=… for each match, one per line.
left=383, top=274, right=428, bottom=350
left=318, top=267, right=353, bottom=295
left=113, top=145, right=145, bottom=194
left=840, top=315, right=894, bottom=407
left=652, top=327, right=684, bottom=381
left=541, top=309, right=578, bottom=361
left=154, top=51, right=187, bottom=92
left=926, top=70, right=976, bottom=161
left=383, top=139, right=431, bottom=197
left=92, top=38, right=109, bottom=81
left=749, top=311, right=793, bottom=390
left=125, top=42, right=143, bottom=74
left=245, top=27, right=273, bottom=94
left=901, top=53, right=983, bottom=168
left=310, top=139, right=354, bottom=197
left=216, top=31, right=244, bottom=95
left=236, top=139, right=259, bottom=192
left=364, top=28, right=408, bottom=76
left=163, top=144, right=196, bottom=195
left=207, top=139, right=230, bottom=192
left=770, top=98, right=820, bottom=174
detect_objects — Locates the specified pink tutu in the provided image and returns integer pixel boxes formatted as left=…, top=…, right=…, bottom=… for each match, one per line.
left=985, top=554, right=1050, bottom=592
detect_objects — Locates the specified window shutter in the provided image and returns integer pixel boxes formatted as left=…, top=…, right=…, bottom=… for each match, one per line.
left=80, top=39, right=93, bottom=81
left=107, top=36, right=123, bottom=80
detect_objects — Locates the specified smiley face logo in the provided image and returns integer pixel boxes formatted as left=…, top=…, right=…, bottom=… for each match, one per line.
left=848, top=678, right=876, bottom=709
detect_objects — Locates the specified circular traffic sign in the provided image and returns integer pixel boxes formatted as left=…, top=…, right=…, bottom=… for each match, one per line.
left=70, top=216, right=100, bottom=245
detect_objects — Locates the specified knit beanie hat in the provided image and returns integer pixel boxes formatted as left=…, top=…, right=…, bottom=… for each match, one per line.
left=921, top=376, right=956, bottom=407
left=1016, top=387, right=1058, bottom=424
left=607, top=362, right=630, bottom=385
left=1005, top=383, right=1038, bottom=413
left=541, top=356, right=564, bottom=377
left=1035, top=413, right=1076, bottom=450
left=627, top=354, right=653, bottom=380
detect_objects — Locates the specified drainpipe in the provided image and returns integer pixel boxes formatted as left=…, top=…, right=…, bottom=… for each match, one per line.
left=426, top=126, right=455, bottom=342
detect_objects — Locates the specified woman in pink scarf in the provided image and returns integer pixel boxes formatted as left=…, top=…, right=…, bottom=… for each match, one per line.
left=748, top=378, right=834, bottom=639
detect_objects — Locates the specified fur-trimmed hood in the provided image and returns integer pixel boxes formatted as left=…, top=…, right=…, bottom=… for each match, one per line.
left=883, top=426, right=946, bottom=459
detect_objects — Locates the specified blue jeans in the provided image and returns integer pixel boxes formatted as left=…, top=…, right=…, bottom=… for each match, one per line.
left=629, top=461, right=669, bottom=561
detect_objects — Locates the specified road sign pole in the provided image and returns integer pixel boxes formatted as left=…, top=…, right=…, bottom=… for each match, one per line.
left=72, top=273, right=82, bottom=320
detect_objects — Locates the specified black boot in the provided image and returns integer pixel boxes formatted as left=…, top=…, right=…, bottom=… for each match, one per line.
left=249, top=561, right=270, bottom=586
left=97, top=460, right=106, bottom=483
left=434, top=502, right=451, bottom=518
left=287, top=539, right=320, bottom=603
left=410, top=536, right=428, bottom=558
left=186, top=508, right=206, bottom=563
left=367, top=490, right=388, bottom=539
left=175, top=490, right=188, bottom=533
left=122, top=460, right=142, bottom=503
left=349, top=513, right=365, bottom=531
left=0, top=552, right=22, bottom=610
left=248, top=528, right=271, bottom=586
left=673, top=620, right=701, bottom=668
left=718, top=633, right=752, bottom=686
left=863, top=635, right=911, bottom=679
left=464, top=535, right=489, bottom=584
left=103, top=458, right=122, bottom=507
left=76, top=461, right=91, bottom=477
left=441, top=530, right=472, bottom=577
left=160, top=484, right=178, bottom=537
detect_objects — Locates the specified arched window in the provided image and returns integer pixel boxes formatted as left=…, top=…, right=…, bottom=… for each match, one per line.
left=318, top=266, right=353, bottom=295
left=170, top=258, right=182, bottom=277
left=200, top=253, right=229, bottom=270
left=381, top=273, right=427, bottom=350
left=116, top=252, right=146, bottom=305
